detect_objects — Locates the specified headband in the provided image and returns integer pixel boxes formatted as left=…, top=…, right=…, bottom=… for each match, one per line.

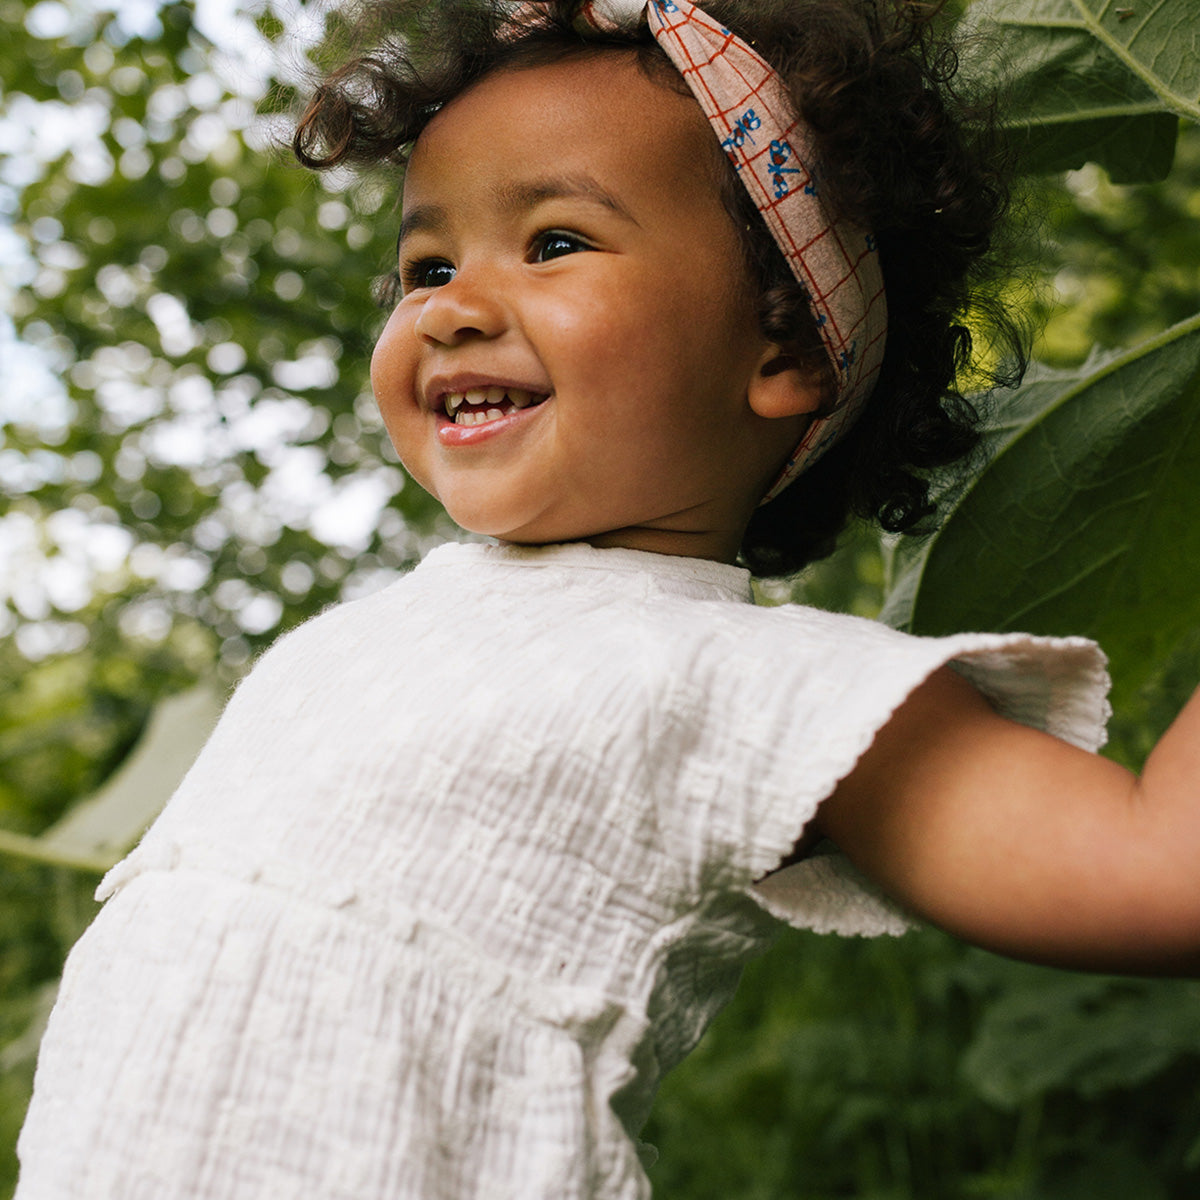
left=511, top=0, right=888, bottom=501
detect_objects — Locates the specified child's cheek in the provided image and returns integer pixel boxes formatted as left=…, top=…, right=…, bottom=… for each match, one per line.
left=369, top=307, right=425, bottom=472
left=370, top=303, right=411, bottom=390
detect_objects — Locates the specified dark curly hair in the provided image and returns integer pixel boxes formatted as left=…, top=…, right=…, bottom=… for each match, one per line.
left=294, top=0, right=1026, bottom=576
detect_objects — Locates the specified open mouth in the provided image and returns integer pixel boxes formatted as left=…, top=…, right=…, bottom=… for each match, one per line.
left=441, top=387, right=550, bottom=427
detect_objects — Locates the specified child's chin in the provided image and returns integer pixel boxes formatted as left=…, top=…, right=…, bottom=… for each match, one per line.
left=442, top=491, right=626, bottom=547
left=454, top=515, right=596, bottom=549
left=447, top=509, right=553, bottom=545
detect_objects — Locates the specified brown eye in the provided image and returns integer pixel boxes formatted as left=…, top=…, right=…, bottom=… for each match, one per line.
left=403, top=258, right=456, bottom=290
left=534, top=232, right=588, bottom=262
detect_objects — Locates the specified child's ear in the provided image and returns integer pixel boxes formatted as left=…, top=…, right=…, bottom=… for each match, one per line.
left=746, top=347, right=828, bottom=421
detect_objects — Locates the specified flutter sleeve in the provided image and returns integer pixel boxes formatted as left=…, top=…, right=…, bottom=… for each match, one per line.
left=655, top=603, right=1112, bottom=938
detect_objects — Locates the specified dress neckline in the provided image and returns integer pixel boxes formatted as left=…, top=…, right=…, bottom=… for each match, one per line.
left=416, top=540, right=754, bottom=604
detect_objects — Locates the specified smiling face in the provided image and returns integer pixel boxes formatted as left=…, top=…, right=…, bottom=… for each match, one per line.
left=370, top=51, right=816, bottom=562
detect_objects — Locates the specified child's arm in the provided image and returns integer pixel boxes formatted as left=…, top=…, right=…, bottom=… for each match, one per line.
left=813, top=668, right=1200, bottom=974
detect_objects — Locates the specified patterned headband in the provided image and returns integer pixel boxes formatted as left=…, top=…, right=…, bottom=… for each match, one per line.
left=511, top=0, right=888, bottom=501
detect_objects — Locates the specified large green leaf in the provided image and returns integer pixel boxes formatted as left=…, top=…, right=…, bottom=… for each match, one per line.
left=963, top=0, right=1180, bottom=181
left=959, top=961, right=1200, bottom=1106
left=882, top=313, right=1200, bottom=717
left=1070, top=0, right=1200, bottom=123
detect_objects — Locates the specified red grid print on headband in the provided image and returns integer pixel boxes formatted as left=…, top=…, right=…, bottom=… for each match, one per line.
left=643, top=0, right=886, bottom=499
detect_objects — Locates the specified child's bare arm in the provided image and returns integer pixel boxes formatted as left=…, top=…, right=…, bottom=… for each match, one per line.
left=814, top=669, right=1200, bottom=975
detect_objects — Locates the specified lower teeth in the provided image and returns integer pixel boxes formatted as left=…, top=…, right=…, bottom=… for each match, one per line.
left=451, top=395, right=547, bottom=425
left=457, top=407, right=507, bottom=426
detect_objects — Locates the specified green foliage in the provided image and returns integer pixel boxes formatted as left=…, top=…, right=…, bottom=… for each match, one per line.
left=962, top=0, right=1180, bottom=181
left=1067, top=0, right=1200, bottom=122
left=648, top=929, right=1200, bottom=1199
left=2, top=0, right=1200, bottom=1197
left=966, top=0, right=1200, bottom=128
left=883, top=313, right=1200, bottom=722
left=0, top=686, right=223, bottom=871
left=958, top=960, right=1200, bottom=1107
left=1029, top=126, right=1200, bottom=365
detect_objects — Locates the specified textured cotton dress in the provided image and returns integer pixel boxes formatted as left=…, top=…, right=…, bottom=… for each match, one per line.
left=17, top=541, right=1111, bottom=1200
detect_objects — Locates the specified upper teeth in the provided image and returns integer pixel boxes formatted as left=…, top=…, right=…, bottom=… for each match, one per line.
left=443, top=387, right=543, bottom=418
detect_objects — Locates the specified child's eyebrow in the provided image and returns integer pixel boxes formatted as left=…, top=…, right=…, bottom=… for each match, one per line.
left=495, top=175, right=640, bottom=225
left=396, top=173, right=639, bottom=248
left=397, top=205, right=449, bottom=248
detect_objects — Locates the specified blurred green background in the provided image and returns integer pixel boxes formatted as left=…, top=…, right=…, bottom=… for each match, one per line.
left=3, top=0, right=1200, bottom=1196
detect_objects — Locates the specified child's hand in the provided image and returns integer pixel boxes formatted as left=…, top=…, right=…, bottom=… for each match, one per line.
left=813, top=669, right=1200, bottom=975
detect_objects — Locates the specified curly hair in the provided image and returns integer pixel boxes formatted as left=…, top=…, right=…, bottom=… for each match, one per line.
left=294, top=0, right=1026, bottom=577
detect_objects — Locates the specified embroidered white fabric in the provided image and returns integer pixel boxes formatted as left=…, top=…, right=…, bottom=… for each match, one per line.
left=17, top=541, right=1111, bottom=1199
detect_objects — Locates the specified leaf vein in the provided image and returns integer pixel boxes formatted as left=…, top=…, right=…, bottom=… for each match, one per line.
left=1067, top=0, right=1200, bottom=119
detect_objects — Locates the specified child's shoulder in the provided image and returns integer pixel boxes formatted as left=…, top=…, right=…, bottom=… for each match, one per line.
left=674, top=590, right=926, bottom=668
left=658, top=586, right=1109, bottom=759
left=230, top=571, right=417, bottom=687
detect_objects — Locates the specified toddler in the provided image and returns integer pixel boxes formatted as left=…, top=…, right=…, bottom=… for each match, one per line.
left=16, top=1, right=1200, bottom=1197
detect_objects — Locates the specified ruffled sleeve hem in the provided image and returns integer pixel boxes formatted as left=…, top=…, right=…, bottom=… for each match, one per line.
left=751, top=849, right=913, bottom=936
left=739, top=622, right=1111, bottom=937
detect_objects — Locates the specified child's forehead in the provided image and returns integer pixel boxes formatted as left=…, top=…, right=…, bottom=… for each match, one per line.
left=409, top=52, right=720, bottom=182
left=400, top=51, right=729, bottom=234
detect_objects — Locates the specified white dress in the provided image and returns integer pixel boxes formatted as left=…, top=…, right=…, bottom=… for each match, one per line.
left=17, top=541, right=1111, bottom=1200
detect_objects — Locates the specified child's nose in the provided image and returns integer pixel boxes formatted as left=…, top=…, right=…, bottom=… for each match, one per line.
left=413, top=269, right=507, bottom=346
